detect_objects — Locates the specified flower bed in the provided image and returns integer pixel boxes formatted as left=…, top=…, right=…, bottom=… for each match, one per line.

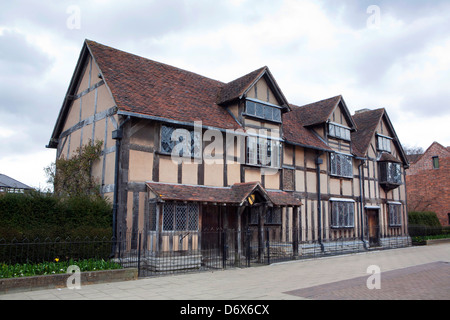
left=0, top=258, right=122, bottom=279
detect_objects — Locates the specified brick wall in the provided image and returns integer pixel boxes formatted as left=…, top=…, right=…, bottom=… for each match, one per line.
left=406, top=150, right=450, bottom=225
left=407, top=142, right=450, bottom=176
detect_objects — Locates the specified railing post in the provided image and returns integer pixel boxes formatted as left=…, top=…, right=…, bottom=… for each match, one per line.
left=246, top=228, right=251, bottom=268
left=222, top=230, right=227, bottom=269
left=137, top=232, right=141, bottom=277
left=266, top=228, right=270, bottom=265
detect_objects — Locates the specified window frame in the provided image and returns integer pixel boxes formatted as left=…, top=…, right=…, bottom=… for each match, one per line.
left=432, top=156, right=439, bottom=169
left=162, top=203, right=199, bottom=232
left=160, top=125, right=202, bottom=159
left=246, top=135, right=281, bottom=168
left=388, top=202, right=402, bottom=227
left=244, top=99, right=282, bottom=123
left=379, top=161, right=402, bottom=185
left=330, top=199, right=355, bottom=228
left=377, top=134, right=392, bottom=153
left=330, top=152, right=353, bottom=178
left=328, top=122, right=351, bottom=141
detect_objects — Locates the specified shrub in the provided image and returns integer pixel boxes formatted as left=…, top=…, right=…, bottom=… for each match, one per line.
left=408, top=211, right=443, bottom=237
left=0, top=191, right=112, bottom=241
left=408, top=211, right=441, bottom=227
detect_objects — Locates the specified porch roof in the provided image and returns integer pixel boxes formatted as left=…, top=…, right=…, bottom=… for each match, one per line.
left=146, top=182, right=302, bottom=207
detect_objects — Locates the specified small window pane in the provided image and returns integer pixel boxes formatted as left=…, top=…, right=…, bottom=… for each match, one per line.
left=263, top=105, right=273, bottom=121
left=247, top=136, right=258, bottom=165
left=255, top=103, right=264, bottom=118
left=329, top=124, right=335, bottom=137
left=273, top=108, right=281, bottom=122
left=344, top=128, right=351, bottom=140
left=246, top=101, right=255, bottom=115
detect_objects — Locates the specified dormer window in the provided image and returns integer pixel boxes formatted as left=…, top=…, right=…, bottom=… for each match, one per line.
left=328, top=122, right=351, bottom=141
left=245, top=99, right=282, bottom=123
left=377, top=134, right=392, bottom=153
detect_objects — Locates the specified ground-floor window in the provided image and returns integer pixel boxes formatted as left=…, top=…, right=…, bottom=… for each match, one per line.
left=388, top=202, right=402, bottom=227
left=330, top=199, right=355, bottom=228
left=162, top=203, right=199, bottom=231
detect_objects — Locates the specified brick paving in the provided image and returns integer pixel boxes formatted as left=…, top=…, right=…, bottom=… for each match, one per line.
left=285, top=261, right=450, bottom=300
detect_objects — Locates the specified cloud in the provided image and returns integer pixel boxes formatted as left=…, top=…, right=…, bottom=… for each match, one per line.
left=0, top=0, right=449, bottom=189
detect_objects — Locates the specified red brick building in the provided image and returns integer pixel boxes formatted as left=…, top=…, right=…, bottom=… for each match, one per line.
left=406, top=142, right=450, bottom=225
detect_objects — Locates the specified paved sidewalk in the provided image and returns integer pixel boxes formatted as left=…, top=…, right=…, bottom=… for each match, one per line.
left=1, top=243, right=449, bottom=300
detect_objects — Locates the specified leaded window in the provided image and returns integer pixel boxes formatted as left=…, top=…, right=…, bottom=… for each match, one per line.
left=160, top=125, right=201, bottom=158
left=162, top=203, right=199, bottom=231
left=379, top=162, right=402, bottom=185
left=246, top=136, right=281, bottom=168
left=330, top=152, right=353, bottom=178
left=245, top=100, right=282, bottom=123
left=330, top=200, right=355, bottom=228
left=377, top=135, right=392, bottom=152
left=328, top=123, right=351, bottom=141
left=388, top=203, right=402, bottom=227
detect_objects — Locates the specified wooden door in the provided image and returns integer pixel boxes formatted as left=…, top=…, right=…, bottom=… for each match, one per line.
left=366, top=209, right=379, bottom=247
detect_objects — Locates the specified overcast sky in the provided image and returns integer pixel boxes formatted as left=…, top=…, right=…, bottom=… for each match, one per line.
left=1, top=0, right=449, bottom=190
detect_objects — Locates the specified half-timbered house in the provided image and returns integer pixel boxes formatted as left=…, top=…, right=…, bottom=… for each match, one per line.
left=48, top=40, right=410, bottom=271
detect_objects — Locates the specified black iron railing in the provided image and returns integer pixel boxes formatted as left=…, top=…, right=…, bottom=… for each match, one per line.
left=1, top=226, right=415, bottom=278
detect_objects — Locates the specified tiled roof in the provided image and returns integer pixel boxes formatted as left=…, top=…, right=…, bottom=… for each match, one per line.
left=51, top=40, right=402, bottom=160
left=282, top=110, right=332, bottom=151
left=216, top=66, right=267, bottom=105
left=351, top=108, right=385, bottom=156
left=146, top=182, right=302, bottom=206
left=289, top=95, right=342, bottom=127
left=86, top=40, right=239, bottom=130
left=379, top=152, right=403, bottom=163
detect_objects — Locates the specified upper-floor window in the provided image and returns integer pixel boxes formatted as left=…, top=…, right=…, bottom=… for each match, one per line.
left=330, top=152, right=353, bottom=178
left=328, top=122, right=351, bottom=141
left=245, top=100, right=282, bottom=123
left=377, top=134, right=392, bottom=153
left=246, top=136, right=281, bottom=168
left=160, top=125, right=201, bottom=158
left=432, top=156, right=439, bottom=169
left=379, top=162, right=402, bottom=186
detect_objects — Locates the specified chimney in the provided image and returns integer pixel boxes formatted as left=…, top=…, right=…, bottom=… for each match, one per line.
left=355, top=108, right=371, bottom=114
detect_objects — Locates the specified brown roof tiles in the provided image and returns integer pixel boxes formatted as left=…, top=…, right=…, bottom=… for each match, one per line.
left=146, top=182, right=302, bottom=206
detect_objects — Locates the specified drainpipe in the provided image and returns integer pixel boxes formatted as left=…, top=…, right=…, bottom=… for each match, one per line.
left=315, top=152, right=324, bottom=252
left=358, top=159, right=367, bottom=249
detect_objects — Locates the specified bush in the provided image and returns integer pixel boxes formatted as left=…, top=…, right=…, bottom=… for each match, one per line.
left=0, top=191, right=112, bottom=241
left=408, top=211, right=441, bottom=227
left=408, top=211, right=444, bottom=238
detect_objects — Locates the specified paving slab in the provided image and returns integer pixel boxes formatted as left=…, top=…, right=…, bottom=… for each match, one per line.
left=0, top=243, right=448, bottom=301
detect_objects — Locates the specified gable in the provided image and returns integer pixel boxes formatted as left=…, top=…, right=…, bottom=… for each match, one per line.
left=245, top=76, right=281, bottom=107
left=352, top=108, right=408, bottom=165
left=218, top=66, right=290, bottom=110
left=329, top=100, right=354, bottom=129
left=291, top=95, right=356, bottom=130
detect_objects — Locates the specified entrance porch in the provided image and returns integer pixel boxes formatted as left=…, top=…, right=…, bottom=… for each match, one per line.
left=142, top=182, right=302, bottom=272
